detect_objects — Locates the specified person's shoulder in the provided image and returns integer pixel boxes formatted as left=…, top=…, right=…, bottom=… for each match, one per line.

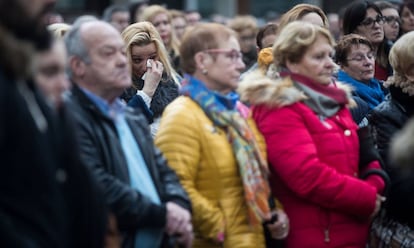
left=161, top=96, right=202, bottom=123
left=125, top=105, right=149, bottom=123
left=165, top=96, right=196, bottom=109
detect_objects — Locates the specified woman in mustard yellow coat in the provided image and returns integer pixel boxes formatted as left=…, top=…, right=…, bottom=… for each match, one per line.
left=155, top=23, right=289, bottom=248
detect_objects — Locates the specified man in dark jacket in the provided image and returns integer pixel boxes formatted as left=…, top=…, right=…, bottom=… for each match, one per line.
left=0, top=0, right=106, bottom=247
left=64, top=20, right=193, bottom=248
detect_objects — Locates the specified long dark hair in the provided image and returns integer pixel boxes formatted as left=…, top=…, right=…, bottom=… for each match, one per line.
left=343, top=0, right=390, bottom=69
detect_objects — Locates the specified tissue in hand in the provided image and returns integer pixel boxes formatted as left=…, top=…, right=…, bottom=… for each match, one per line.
left=141, top=60, right=152, bottom=80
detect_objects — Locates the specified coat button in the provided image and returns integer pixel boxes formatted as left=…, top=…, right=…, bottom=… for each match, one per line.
left=344, top=130, right=351, bottom=136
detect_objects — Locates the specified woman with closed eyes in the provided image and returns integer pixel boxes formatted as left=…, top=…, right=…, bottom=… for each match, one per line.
left=335, top=34, right=388, bottom=125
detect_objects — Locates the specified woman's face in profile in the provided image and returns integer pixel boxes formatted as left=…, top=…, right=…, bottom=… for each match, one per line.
left=381, top=7, right=400, bottom=42
left=202, top=36, right=246, bottom=94
left=287, top=34, right=335, bottom=85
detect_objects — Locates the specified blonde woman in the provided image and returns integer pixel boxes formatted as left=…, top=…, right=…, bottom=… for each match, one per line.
left=121, top=21, right=180, bottom=136
left=139, top=5, right=181, bottom=71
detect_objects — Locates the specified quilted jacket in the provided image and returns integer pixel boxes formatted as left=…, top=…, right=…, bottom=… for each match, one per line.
left=238, top=72, right=385, bottom=248
left=155, top=96, right=267, bottom=248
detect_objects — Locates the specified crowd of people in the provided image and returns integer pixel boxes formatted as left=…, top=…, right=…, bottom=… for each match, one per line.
left=2, top=0, right=414, bottom=247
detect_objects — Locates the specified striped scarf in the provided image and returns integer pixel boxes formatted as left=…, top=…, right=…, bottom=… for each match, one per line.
left=180, top=75, right=271, bottom=225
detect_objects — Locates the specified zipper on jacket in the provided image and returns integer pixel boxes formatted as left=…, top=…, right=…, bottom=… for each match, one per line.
left=324, top=228, right=330, bottom=243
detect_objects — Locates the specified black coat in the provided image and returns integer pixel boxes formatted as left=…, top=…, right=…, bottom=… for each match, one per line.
left=369, top=84, right=414, bottom=227
left=369, top=85, right=414, bottom=167
left=0, top=72, right=106, bottom=247
left=66, top=85, right=191, bottom=248
left=122, top=76, right=179, bottom=121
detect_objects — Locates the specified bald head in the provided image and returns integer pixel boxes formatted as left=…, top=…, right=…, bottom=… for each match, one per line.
left=65, top=20, right=131, bottom=102
left=79, top=20, right=121, bottom=48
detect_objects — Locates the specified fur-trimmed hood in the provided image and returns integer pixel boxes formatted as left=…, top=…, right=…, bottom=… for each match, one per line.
left=384, top=74, right=414, bottom=97
left=238, top=70, right=355, bottom=108
left=0, top=24, right=34, bottom=80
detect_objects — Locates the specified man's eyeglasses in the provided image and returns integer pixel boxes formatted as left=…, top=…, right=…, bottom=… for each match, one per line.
left=347, top=52, right=376, bottom=62
left=360, top=15, right=386, bottom=27
left=383, top=16, right=401, bottom=25
left=203, top=49, right=243, bottom=62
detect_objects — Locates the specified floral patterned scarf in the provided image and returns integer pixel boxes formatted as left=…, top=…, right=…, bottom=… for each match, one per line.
left=180, top=75, right=271, bottom=225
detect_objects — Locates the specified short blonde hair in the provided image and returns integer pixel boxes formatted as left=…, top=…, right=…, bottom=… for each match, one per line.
left=48, top=23, right=72, bottom=39
left=273, top=21, right=334, bottom=68
left=121, top=21, right=180, bottom=85
left=179, top=23, right=236, bottom=74
left=278, top=3, right=329, bottom=32
left=139, top=5, right=180, bottom=56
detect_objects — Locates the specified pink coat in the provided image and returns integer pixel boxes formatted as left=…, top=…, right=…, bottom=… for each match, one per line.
left=238, top=73, right=384, bottom=248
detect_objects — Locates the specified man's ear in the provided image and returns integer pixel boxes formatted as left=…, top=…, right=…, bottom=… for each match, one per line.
left=69, top=56, right=86, bottom=77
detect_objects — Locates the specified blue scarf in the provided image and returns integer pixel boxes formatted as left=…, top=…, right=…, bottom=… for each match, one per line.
left=180, top=75, right=271, bottom=225
left=338, top=70, right=385, bottom=109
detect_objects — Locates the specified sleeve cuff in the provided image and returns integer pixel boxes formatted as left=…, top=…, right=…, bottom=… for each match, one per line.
left=137, top=91, right=152, bottom=108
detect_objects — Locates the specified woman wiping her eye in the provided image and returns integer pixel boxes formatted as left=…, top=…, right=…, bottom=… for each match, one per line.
left=121, top=21, right=181, bottom=137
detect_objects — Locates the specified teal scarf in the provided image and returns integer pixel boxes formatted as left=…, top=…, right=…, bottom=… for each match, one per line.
left=180, top=75, right=271, bottom=225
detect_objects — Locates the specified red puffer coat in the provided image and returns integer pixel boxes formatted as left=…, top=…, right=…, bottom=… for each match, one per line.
left=238, top=72, right=385, bottom=248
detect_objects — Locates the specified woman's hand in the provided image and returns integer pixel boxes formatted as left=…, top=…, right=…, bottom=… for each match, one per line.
left=370, top=194, right=386, bottom=219
left=265, top=208, right=290, bottom=239
left=142, top=59, right=163, bottom=97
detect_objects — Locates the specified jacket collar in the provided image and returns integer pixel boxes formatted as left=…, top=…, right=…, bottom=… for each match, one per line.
left=238, top=70, right=354, bottom=110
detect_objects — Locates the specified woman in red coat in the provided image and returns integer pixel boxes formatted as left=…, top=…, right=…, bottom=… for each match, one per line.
left=238, top=21, right=386, bottom=248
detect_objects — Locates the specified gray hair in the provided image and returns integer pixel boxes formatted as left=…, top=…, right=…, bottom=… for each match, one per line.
left=64, top=20, right=93, bottom=78
left=72, top=15, right=98, bottom=27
